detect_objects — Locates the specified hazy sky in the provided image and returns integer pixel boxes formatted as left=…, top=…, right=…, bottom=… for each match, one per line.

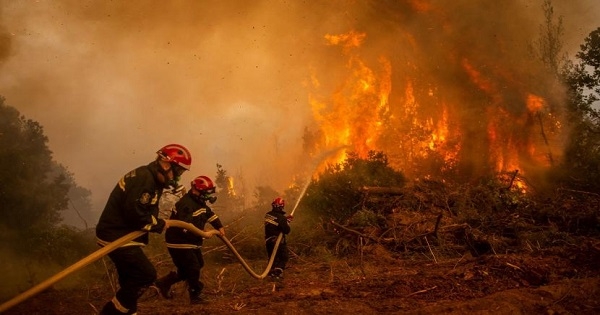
left=0, top=0, right=598, bottom=213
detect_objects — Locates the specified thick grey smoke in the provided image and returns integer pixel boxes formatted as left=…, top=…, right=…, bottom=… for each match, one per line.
left=0, top=1, right=598, bottom=213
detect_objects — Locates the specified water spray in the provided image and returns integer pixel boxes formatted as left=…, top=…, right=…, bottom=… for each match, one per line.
left=289, top=145, right=349, bottom=216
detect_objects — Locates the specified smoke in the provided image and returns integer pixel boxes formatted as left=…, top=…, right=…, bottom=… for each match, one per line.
left=0, top=1, right=598, bottom=212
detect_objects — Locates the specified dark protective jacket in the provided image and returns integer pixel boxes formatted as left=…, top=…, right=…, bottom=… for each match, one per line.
left=264, top=208, right=291, bottom=242
left=96, top=161, right=167, bottom=247
left=164, top=191, right=224, bottom=249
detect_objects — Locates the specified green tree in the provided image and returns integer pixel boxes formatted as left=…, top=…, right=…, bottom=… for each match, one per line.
left=527, top=1, right=600, bottom=192
left=555, top=27, right=600, bottom=191
left=300, top=151, right=407, bottom=222
left=0, top=98, right=84, bottom=245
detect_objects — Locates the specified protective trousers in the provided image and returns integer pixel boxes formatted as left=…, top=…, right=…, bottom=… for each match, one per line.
left=168, top=247, right=205, bottom=295
left=266, top=238, right=288, bottom=276
left=101, top=246, right=157, bottom=314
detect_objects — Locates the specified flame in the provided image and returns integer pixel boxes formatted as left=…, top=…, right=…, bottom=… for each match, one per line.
left=526, top=94, right=544, bottom=113
left=306, top=20, right=564, bottom=191
left=227, top=177, right=236, bottom=197
left=309, top=31, right=391, bottom=167
left=324, top=31, right=365, bottom=51
left=428, top=104, right=448, bottom=150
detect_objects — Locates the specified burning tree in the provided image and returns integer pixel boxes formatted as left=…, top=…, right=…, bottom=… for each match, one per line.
left=302, top=2, right=567, bottom=193
left=293, top=1, right=599, bottom=257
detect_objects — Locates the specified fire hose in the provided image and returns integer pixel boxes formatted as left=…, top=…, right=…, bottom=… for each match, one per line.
left=203, top=171, right=306, bottom=280
left=216, top=227, right=285, bottom=280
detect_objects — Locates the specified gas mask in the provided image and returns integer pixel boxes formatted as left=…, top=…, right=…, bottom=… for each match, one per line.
left=191, top=191, right=217, bottom=204
left=204, top=194, right=217, bottom=204
left=158, top=162, right=186, bottom=188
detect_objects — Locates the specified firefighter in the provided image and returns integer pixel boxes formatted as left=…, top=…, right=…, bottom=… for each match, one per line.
left=264, top=197, right=292, bottom=280
left=96, top=144, right=192, bottom=315
left=155, top=175, right=225, bottom=304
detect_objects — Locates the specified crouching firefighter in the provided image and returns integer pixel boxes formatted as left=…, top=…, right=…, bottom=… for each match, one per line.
left=95, top=144, right=192, bottom=315
left=155, top=175, right=225, bottom=304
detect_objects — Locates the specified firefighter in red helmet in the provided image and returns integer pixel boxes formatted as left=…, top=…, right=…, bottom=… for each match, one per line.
left=264, top=197, right=292, bottom=280
left=96, top=144, right=191, bottom=315
left=155, top=175, right=225, bottom=304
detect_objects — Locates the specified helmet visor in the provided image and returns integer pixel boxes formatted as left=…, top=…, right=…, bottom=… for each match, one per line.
left=171, top=163, right=187, bottom=177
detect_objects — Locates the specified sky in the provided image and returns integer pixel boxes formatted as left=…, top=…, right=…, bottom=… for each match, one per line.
left=0, top=0, right=599, bottom=215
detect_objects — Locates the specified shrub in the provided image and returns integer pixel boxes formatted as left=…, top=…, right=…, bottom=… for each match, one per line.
left=300, top=151, right=407, bottom=223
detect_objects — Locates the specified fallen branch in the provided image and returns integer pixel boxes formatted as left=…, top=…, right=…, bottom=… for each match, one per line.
left=407, top=285, right=438, bottom=297
left=439, top=223, right=470, bottom=231
left=425, top=236, right=438, bottom=263
left=506, top=170, right=519, bottom=190
left=556, top=188, right=600, bottom=197
left=361, top=186, right=404, bottom=195
left=330, top=220, right=380, bottom=243
left=333, top=215, right=447, bottom=248
left=506, top=262, right=522, bottom=271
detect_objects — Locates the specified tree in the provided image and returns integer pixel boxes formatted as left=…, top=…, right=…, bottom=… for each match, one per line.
left=213, top=163, right=245, bottom=213
left=567, top=27, right=600, bottom=118
left=0, top=98, right=88, bottom=245
left=526, top=1, right=600, bottom=191
left=531, top=0, right=566, bottom=76
left=555, top=27, right=600, bottom=191
left=53, top=163, right=95, bottom=230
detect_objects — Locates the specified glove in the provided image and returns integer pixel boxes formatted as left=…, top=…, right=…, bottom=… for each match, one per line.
left=172, top=185, right=186, bottom=197
left=286, top=215, right=294, bottom=223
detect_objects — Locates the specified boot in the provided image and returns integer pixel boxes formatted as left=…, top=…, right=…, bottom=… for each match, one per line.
left=99, top=301, right=120, bottom=315
left=99, top=300, right=130, bottom=315
left=155, top=271, right=179, bottom=299
left=269, top=267, right=284, bottom=280
left=189, top=288, right=208, bottom=305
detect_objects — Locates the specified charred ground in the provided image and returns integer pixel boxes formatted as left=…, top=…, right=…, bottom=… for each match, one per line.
left=3, top=179, right=600, bottom=315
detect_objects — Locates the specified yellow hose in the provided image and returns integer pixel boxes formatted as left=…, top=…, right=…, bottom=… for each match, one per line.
left=216, top=232, right=284, bottom=280
left=177, top=220, right=285, bottom=279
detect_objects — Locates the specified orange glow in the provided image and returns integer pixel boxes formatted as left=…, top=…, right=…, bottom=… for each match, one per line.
left=408, top=0, right=433, bottom=12
left=227, top=177, right=236, bottom=197
left=324, top=31, right=366, bottom=53
left=310, top=31, right=391, bottom=167
left=526, top=94, right=544, bottom=112
left=306, top=28, right=562, bottom=190
left=428, top=104, right=449, bottom=150
left=462, top=58, right=502, bottom=104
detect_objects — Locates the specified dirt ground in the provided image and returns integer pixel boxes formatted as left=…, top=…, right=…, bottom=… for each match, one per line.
left=4, top=238, right=600, bottom=315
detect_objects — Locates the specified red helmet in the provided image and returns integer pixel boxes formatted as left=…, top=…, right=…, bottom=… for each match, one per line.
left=157, top=144, right=192, bottom=170
left=272, top=197, right=285, bottom=208
left=191, top=175, right=216, bottom=194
